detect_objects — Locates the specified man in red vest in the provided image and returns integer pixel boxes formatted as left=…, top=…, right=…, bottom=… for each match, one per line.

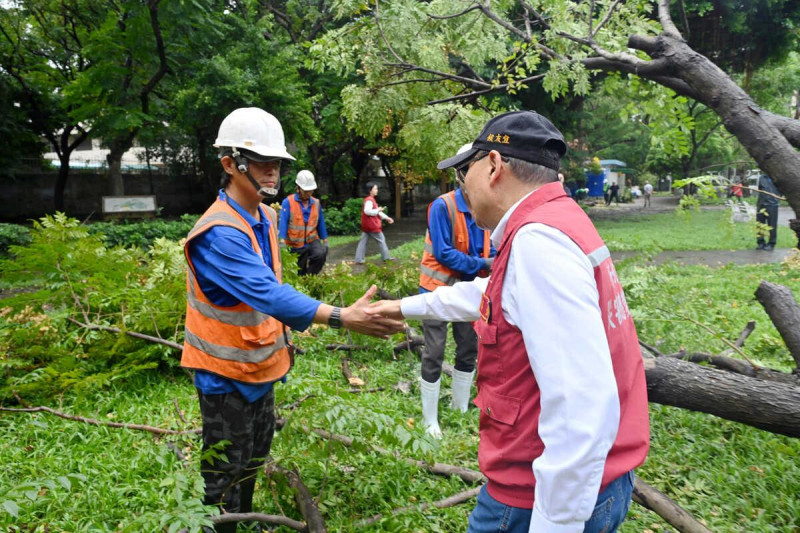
left=369, top=111, right=649, bottom=533
left=182, top=108, right=404, bottom=532
left=279, top=170, right=328, bottom=275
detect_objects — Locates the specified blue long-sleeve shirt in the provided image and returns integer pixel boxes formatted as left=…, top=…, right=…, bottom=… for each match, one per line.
left=189, top=190, right=321, bottom=401
left=278, top=194, right=328, bottom=251
left=420, top=188, right=496, bottom=294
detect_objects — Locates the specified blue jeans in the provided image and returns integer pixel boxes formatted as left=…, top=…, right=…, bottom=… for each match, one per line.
left=467, top=471, right=635, bottom=533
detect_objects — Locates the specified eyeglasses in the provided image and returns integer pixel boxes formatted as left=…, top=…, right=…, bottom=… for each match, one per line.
left=455, top=153, right=488, bottom=184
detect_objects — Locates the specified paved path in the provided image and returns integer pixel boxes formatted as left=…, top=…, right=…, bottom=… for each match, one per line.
left=612, top=247, right=797, bottom=266
left=327, top=194, right=797, bottom=268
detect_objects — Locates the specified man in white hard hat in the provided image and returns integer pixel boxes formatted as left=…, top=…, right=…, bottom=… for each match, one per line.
left=279, top=169, right=328, bottom=275
left=417, top=143, right=495, bottom=439
left=180, top=107, right=404, bottom=532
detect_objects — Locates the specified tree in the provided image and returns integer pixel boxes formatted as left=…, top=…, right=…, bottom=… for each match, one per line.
left=157, top=3, right=314, bottom=198
left=67, top=0, right=215, bottom=196
left=315, top=0, right=800, bottom=241
left=0, top=0, right=96, bottom=211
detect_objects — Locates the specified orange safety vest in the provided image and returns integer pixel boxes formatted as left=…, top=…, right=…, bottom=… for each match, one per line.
left=284, top=195, right=320, bottom=249
left=181, top=198, right=292, bottom=384
left=419, top=190, right=491, bottom=291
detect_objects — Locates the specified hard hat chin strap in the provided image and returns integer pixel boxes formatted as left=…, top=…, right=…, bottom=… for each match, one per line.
left=231, top=149, right=278, bottom=198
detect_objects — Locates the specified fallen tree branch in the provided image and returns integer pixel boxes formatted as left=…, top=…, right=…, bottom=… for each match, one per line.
left=67, top=317, right=182, bottom=351
left=393, top=335, right=425, bottom=354
left=275, top=418, right=484, bottom=485
left=720, top=320, right=756, bottom=355
left=356, top=486, right=482, bottom=528
left=267, top=462, right=327, bottom=533
left=666, top=352, right=799, bottom=385
left=341, top=357, right=365, bottom=387
left=639, top=339, right=663, bottom=357
left=633, top=476, right=712, bottom=533
left=643, top=356, right=800, bottom=437
left=0, top=405, right=199, bottom=435
left=348, top=387, right=386, bottom=394
left=755, top=281, right=800, bottom=369
left=324, top=343, right=370, bottom=352
left=676, top=313, right=758, bottom=368
left=210, top=512, right=307, bottom=531
left=276, top=418, right=706, bottom=529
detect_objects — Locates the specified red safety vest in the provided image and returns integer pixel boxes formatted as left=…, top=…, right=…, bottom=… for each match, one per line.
left=181, top=198, right=292, bottom=384
left=284, top=195, right=320, bottom=249
left=361, top=196, right=383, bottom=233
left=473, top=182, right=650, bottom=508
left=419, top=190, right=490, bottom=291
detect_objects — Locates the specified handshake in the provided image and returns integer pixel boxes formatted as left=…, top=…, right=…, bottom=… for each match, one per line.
left=328, top=285, right=405, bottom=338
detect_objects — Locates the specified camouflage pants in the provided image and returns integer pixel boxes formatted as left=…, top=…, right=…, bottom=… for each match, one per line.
left=198, top=388, right=275, bottom=523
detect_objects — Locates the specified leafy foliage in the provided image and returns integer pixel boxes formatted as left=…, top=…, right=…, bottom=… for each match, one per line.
left=87, top=215, right=198, bottom=249
left=0, top=224, right=32, bottom=257
left=321, top=197, right=365, bottom=236
left=0, top=214, right=185, bottom=400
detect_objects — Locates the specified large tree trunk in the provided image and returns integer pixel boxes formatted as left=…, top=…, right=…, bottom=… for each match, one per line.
left=106, top=135, right=135, bottom=197
left=54, top=156, right=70, bottom=213
left=643, top=356, right=800, bottom=438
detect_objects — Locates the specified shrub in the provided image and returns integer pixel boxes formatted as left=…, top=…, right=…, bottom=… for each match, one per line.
left=323, top=197, right=364, bottom=235
left=0, top=223, right=32, bottom=257
left=87, top=214, right=199, bottom=248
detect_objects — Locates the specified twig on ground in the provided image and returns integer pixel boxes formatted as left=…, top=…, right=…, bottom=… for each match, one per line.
left=67, top=317, right=182, bottom=351
left=356, top=486, right=482, bottom=527
left=0, top=405, right=200, bottom=435
left=173, top=398, right=188, bottom=424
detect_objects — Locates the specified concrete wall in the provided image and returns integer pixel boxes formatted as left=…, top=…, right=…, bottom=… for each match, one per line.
left=1, top=172, right=213, bottom=221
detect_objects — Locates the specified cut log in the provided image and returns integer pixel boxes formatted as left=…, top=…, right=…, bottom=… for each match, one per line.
left=644, top=356, right=800, bottom=437
left=754, top=281, right=800, bottom=368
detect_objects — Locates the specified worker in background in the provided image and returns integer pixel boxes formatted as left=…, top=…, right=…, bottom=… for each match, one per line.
left=418, top=142, right=495, bottom=438
left=279, top=170, right=328, bottom=275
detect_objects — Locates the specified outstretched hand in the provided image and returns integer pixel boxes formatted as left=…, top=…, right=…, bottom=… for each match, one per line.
left=341, top=285, right=405, bottom=338
left=366, top=299, right=403, bottom=320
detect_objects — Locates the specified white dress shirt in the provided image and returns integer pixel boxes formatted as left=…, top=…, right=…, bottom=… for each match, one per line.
left=401, top=192, right=621, bottom=533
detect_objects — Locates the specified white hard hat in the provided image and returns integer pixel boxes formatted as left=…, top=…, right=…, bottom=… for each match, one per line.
left=213, top=107, right=295, bottom=161
left=296, top=170, right=317, bottom=191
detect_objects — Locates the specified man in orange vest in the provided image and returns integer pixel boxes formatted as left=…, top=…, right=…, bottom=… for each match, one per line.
left=279, top=170, right=328, bottom=275
left=181, top=108, right=404, bottom=532
left=418, top=143, right=495, bottom=439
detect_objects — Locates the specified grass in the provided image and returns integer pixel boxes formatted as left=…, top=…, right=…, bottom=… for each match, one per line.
left=1, top=215, right=799, bottom=531
left=594, top=208, right=796, bottom=251
left=326, top=235, right=361, bottom=248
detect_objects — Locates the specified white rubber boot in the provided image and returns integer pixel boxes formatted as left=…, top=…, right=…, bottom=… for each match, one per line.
left=451, top=369, right=475, bottom=413
left=419, top=377, right=442, bottom=439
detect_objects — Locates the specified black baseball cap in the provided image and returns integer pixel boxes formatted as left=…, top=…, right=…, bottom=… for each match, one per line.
left=437, top=110, right=567, bottom=171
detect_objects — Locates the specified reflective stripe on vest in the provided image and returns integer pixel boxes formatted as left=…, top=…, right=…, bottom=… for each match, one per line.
left=180, top=199, right=291, bottom=383
left=419, top=191, right=490, bottom=290
left=285, top=195, right=320, bottom=248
